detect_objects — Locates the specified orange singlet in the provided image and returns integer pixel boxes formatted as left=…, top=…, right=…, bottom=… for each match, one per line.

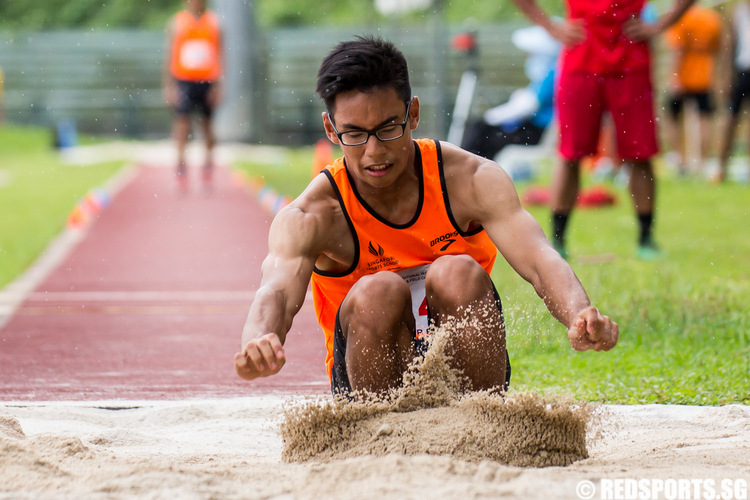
left=169, top=10, right=222, bottom=82
left=311, top=139, right=497, bottom=379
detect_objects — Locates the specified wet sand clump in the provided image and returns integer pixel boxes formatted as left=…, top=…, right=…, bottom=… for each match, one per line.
left=281, top=315, right=593, bottom=467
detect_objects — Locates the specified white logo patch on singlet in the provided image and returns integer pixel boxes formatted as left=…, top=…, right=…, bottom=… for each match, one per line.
left=180, top=39, right=213, bottom=70
left=396, top=264, right=431, bottom=339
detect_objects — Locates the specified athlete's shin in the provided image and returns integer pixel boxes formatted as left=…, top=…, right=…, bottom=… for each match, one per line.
left=426, top=255, right=507, bottom=392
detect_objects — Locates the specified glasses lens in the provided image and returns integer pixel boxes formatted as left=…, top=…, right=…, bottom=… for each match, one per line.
left=376, top=124, right=404, bottom=141
left=340, top=131, right=367, bottom=146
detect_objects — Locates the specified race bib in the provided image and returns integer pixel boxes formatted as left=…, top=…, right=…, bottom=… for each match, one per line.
left=396, top=265, right=430, bottom=339
left=179, top=40, right=213, bottom=70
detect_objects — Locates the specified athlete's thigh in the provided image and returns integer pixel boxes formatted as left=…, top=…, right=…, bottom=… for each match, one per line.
left=557, top=71, right=604, bottom=160
left=605, top=71, right=658, bottom=161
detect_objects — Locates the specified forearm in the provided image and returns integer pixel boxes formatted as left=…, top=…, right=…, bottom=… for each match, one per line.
left=241, top=285, right=295, bottom=346
left=654, top=0, right=695, bottom=33
left=531, top=252, right=592, bottom=329
left=511, top=0, right=555, bottom=31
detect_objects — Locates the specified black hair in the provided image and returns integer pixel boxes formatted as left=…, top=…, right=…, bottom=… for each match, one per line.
left=315, top=35, right=412, bottom=114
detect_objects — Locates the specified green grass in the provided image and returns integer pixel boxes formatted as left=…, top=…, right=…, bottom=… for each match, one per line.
left=0, top=125, right=125, bottom=288
left=235, top=145, right=324, bottom=198
left=235, top=148, right=750, bottom=406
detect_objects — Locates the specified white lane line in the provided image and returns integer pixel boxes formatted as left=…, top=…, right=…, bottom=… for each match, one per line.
left=21, top=290, right=259, bottom=303
left=14, top=289, right=314, bottom=303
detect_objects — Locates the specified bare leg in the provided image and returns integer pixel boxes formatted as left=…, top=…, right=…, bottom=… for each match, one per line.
left=338, top=272, right=417, bottom=394
left=628, top=160, right=655, bottom=214
left=549, top=159, right=581, bottom=256
left=663, top=108, right=685, bottom=172
left=699, top=114, right=713, bottom=175
left=198, top=114, right=215, bottom=180
left=718, top=113, right=739, bottom=183
left=426, top=255, right=506, bottom=392
left=550, top=159, right=581, bottom=213
left=173, top=115, right=191, bottom=178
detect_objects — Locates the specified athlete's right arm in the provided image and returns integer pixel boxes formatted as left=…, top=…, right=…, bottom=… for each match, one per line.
left=234, top=202, right=322, bottom=381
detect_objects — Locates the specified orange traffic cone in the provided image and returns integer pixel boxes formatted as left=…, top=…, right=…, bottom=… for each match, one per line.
left=67, top=205, right=90, bottom=230
left=311, top=138, right=333, bottom=180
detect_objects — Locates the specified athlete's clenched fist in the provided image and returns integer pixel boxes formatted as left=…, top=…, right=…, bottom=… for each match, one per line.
left=234, top=332, right=286, bottom=380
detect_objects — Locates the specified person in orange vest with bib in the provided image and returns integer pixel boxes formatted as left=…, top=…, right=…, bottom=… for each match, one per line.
left=234, top=36, right=618, bottom=399
left=163, top=0, right=223, bottom=192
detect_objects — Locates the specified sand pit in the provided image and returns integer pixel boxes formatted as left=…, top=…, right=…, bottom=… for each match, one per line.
left=281, top=322, right=592, bottom=467
left=2, top=321, right=749, bottom=499
left=1, top=400, right=749, bottom=499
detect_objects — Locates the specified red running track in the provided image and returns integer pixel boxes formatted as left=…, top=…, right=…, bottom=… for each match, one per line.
left=0, top=164, right=329, bottom=401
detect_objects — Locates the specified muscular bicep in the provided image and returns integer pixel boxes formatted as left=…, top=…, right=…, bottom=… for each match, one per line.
left=468, top=159, right=557, bottom=285
left=242, top=205, right=321, bottom=350
left=258, top=207, right=320, bottom=314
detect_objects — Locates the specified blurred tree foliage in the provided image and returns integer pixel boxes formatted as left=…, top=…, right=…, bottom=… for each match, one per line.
left=0, top=0, right=182, bottom=31
left=0, top=0, right=565, bottom=31
left=256, top=0, right=564, bottom=27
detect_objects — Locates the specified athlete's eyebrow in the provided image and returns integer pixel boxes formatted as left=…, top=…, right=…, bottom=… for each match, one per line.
left=339, top=113, right=400, bottom=132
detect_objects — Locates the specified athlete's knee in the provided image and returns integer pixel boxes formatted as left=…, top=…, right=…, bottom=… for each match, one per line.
left=341, top=271, right=411, bottom=320
left=430, top=255, right=488, bottom=286
left=427, top=255, right=492, bottom=305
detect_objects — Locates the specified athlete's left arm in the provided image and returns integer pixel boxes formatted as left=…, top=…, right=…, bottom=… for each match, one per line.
left=623, top=0, right=695, bottom=41
left=443, top=144, right=618, bottom=351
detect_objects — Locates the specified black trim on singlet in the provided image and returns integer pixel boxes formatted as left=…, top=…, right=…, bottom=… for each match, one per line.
left=435, top=140, right=485, bottom=238
left=343, top=140, right=424, bottom=229
left=313, top=169, right=360, bottom=278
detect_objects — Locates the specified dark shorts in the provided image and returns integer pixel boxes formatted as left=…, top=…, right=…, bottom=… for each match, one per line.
left=331, top=284, right=512, bottom=397
left=174, top=79, right=215, bottom=117
left=666, top=91, right=714, bottom=119
left=729, top=70, right=750, bottom=117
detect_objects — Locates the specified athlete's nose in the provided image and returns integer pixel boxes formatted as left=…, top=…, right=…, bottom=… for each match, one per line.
left=363, top=132, right=388, bottom=156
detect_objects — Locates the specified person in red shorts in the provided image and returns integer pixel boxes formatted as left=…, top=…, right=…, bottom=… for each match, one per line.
left=511, top=0, right=694, bottom=260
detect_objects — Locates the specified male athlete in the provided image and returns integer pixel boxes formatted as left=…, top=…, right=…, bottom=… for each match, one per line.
left=234, top=37, right=618, bottom=397
left=163, top=0, right=223, bottom=191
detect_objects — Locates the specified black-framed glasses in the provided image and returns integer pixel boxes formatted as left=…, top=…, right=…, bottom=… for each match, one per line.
left=328, top=100, right=412, bottom=146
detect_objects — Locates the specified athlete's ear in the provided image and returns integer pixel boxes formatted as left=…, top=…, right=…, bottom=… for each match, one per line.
left=322, top=112, right=340, bottom=145
left=409, top=96, right=420, bottom=131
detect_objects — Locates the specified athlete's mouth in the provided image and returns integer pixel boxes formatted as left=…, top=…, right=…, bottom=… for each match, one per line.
left=366, top=163, right=392, bottom=173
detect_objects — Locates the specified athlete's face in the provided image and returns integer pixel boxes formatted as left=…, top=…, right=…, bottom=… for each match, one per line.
left=323, top=87, right=420, bottom=191
left=185, top=0, right=206, bottom=13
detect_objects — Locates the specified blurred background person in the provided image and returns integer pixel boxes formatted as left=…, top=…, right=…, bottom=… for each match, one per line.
left=661, top=3, right=723, bottom=177
left=510, top=0, right=694, bottom=260
left=163, top=0, right=224, bottom=192
left=717, top=0, right=750, bottom=183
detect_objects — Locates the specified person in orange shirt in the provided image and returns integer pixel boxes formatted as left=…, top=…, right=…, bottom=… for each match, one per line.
left=662, top=4, right=723, bottom=176
left=163, top=0, right=223, bottom=192
left=234, top=36, right=618, bottom=398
